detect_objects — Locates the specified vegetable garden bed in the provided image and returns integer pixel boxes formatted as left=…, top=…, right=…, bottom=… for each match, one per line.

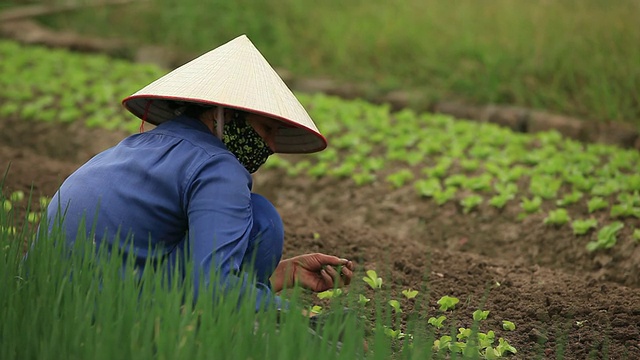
left=1, top=41, right=639, bottom=359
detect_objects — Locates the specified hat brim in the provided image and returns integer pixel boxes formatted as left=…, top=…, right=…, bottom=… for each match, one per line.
left=122, top=95, right=327, bottom=154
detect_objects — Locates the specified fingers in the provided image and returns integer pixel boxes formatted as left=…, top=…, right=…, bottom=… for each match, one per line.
left=313, top=253, right=348, bottom=267
left=320, top=268, right=334, bottom=289
left=339, top=264, right=354, bottom=285
left=324, top=264, right=354, bottom=287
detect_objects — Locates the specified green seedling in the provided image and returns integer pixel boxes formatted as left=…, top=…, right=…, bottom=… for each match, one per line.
left=502, top=321, right=516, bottom=331
left=39, top=196, right=51, bottom=209
left=363, top=269, right=382, bottom=289
left=457, top=327, right=472, bottom=341
left=1, top=226, right=17, bottom=236
left=461, top=194, right=483, bottom=214
left=477, top=331, right=496, bottom=350
left=401, top=289, right=418, bottom=299
left=587, top=221, right=624, bottom=252
left=437, top=295, right=459, bottom=311
left=351, top=172, right=376, bottom=186
left=529, top=175, right=562, bottom=199
left=472, top=309, right=490, bottom=321
left=428, top=315, right=446, bottom=329
left=432, top=335, right=452, bottom=352
left=494, top=182, right=518, bottom=196
left=591, top=179, right=620, bottom=197
left=633, top=229, right=640, bottom=243
left=414, top=178, right=442, bottom=197
left=444, top=174, right=467, bottom=188
left=556, top=191, right=583, bottom=207
left=571, top=218, right=598, bottom=236
left=494, top=338, right=517, bottom=356
left=617, top=191, right=640, bottom=206
left=433, top=187, right=457, bottom=206
left=460, top=158, right=480, bottom=172
left=543, top=208, right=570, bottom=226
left=358, top=294, right=370, bottom=306
left=317, top=288, right=342, bottom=299
left=2, top=200, right=12, bottom=212
left=422, top=162, right=450, bottom=179
left=385, top=169, right=414, bottom=189
left=9, top=190, right=25, bottom=203
left=307, top=162, right=329, bottom=178
left=383, top=326, right=407, bottom=340
left=587, top=197, right=609, bottom=213
left=488, top=193, right=514, bottom=209
left=388, top=299, right=403, bottom=313
left=610, top=203, right=640, bottom=219
left=27, top=212, right=40, bottom=224
left=520, top=196, right=542, bottom=214
left=309, top=305, right=323, bottom=315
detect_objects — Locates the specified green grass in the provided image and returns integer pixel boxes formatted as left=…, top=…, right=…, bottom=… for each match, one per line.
left=20, top=0, right=640, bottom=125
left=1, top=188, right=524, bottom=359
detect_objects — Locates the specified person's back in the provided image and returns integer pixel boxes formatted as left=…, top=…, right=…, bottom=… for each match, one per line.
left=47, top=115, right=252, bottom=270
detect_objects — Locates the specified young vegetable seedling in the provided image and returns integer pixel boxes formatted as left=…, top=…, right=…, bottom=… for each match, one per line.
left=437, top=295, right=459, bottom=311
left=571, top=218, right=598, bottom=236
left=587, top=221, right=624, bottom=252
left=543, top=208, right=570, bottom=226
left=388, top=299, right=402, bottom=313
left=401, top=289, right=418, bottom=299
left=587, top=197, right=609, bottom=213
left=358, top=294, right=370, bottom=305
left=472, top=309, right=490, bottom=321
left=363, top=269, right=383, bottom=289
left=428, top=315, right=446, bottom=329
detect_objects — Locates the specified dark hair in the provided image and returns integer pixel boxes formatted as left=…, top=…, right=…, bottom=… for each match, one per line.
left=166, top=101, right=212, bottom=118
left=168, top=101, right=248, bottom=122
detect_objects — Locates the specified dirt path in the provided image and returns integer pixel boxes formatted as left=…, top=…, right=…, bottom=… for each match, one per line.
left=1, top=119, right=639, bottom=359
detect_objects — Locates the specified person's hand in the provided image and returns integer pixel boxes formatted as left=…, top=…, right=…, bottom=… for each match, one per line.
left=271, top=253, right=355, bottom=293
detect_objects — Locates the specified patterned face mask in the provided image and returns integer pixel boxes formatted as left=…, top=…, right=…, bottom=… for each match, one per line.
left=222, top=116, right=274, bottom=173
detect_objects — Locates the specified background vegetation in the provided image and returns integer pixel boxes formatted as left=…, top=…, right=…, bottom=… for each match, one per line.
left=8, top=0, right=640, bottom=126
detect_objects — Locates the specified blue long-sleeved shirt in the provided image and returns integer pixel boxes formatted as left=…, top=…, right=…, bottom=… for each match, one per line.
left=46, top=115, right=281, bottom=310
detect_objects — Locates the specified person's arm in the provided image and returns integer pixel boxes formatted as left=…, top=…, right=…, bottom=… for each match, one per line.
left=184, top=154, right=282, bottom=311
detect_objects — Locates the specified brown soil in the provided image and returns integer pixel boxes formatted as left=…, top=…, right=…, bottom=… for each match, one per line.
left=1, top=117, right=639, bottom=359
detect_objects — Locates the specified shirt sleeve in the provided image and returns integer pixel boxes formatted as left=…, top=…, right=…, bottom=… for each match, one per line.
left=184, top=153, right=282, bottom=311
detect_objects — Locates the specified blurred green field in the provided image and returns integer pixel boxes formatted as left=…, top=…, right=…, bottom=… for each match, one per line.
left=10, top=0, right=639, bottom=126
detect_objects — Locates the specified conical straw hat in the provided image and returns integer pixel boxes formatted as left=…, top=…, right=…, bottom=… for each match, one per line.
left=122, top=34, right=326, bottom=154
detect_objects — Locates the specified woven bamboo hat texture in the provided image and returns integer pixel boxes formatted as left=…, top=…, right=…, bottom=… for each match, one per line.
left=122, top=34, right=326, bottom=153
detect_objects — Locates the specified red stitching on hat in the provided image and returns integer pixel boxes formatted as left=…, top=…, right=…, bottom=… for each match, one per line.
left=140, top=100, right=153, bottom=133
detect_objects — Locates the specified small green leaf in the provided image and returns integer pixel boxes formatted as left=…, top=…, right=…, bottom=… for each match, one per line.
left=363, top=269, right=382, bottom=289
left=388, top=299, right=402, bottom=313
left=571, top=218, right=598, bottom=235
left=543, top=208, right=570, bottom=226
left=502, top=320, right=516, bottom=331
left=428, top=315, right=446, bottom=329
left=401, top=289, right=419, bottom=299
left=437, top=295, right=459, bottom=311
left=587, top=221, right=624, bottom=252
left=473, top=309, right=490, bottom=321
left=587, top=197, right=609, bottom=213
left=358, top=294, right=370, bottom=305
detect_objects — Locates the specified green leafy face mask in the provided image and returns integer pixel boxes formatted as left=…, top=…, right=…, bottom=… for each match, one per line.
left=223, top=118, right=274, bottom=173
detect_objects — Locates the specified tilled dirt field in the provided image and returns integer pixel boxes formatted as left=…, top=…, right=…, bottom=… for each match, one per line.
left=1, top=117, right=639, bottom=359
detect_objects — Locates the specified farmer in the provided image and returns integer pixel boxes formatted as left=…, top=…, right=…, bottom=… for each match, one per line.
left=45, top=35, right=354, bottom=311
